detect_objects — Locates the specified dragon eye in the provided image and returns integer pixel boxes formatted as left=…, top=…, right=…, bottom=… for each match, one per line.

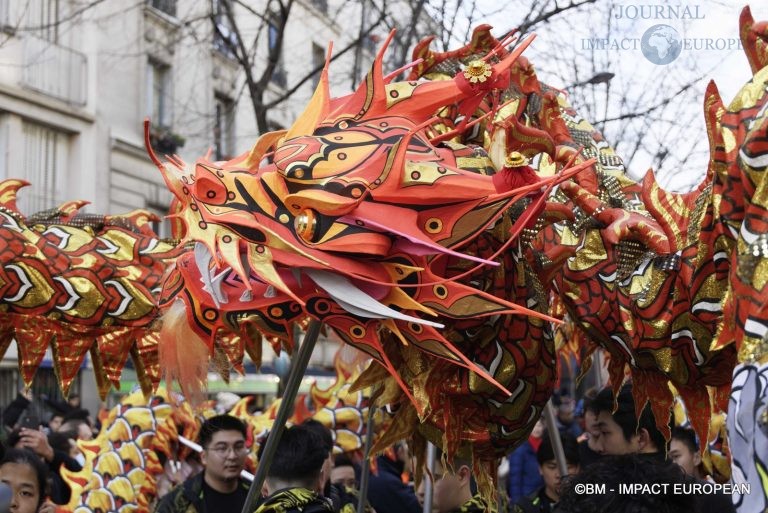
left=294, top=209, right=318, bottom=242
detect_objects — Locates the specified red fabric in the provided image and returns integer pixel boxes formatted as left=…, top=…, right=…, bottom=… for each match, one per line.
left=529, top=435, right=542, bottom=453
left=492, top=165, right=540, bottom=193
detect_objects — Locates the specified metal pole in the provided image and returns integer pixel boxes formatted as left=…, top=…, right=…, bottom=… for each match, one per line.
left=423, top=442, right=436, bottom=513
left=543, top=400, right=569, bottom=479
left=241, top=319, right=322, bottom=513
left=593, top=349, right=604, bottom=389
left=356, top=404, right=376, bottom=513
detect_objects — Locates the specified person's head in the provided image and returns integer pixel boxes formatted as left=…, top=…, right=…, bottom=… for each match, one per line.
left=581, top=389, right=601, bottom=447
left=67, top=394, right=81, bottom=408
left=199, top=415, right=248, bottom=484
left=0, top=448, right=48, bottom=513
left=263, top=424, right=329, bottom=494
left=331, top=454, right=357, bottom=489
left=47, top=414, right=63, bottom=433
left=558, top=397, right=576, bottom=425
left=59, top=419, right=92, bottom=441
left=537, top=432, right=580, bottom=500
left=558, top=454, right=694, bottom=513
left=432, top=455, right=473, bottom=513
left=590, top=385, right=666, bottom=456
left=302, top=419, right=334, bottom=488
left=48, top=431, right=79, bottom=460
left=669, top=427, right=702, bottom=479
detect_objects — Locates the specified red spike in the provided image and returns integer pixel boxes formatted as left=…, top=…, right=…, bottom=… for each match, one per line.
left=384, top=58, right=424, bottom=83
left=143, top=119, right=163, bottom=169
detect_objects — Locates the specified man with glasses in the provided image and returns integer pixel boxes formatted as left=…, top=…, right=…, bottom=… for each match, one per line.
left=155, top=414, right=250, bottom=513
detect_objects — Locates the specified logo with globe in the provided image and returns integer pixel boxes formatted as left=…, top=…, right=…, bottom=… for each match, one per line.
left=641, top=24, right=682, bottom=65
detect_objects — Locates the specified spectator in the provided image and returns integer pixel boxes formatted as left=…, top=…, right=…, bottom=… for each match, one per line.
left=368, top=441, right=421, bottom=513
left=669, top=427, right=706, bottom=481
left=302, top=419, right=334, bottom=496
left=513, top=432, right=580, bottom=513
left=589, top=384, right=735, bottom=513
left=47, top=432, right=79, bottom=462
left=0, top=448, right=56, bottom=513
left=589, top=386, right=666, bottom=457
left=59, top=419, right=93, bottom=442
left=555, top=397, right=581, bottom=439
left=155, top=415, right=250, bottom=513
left=331, top=454, right=358, bottom=490
left=431, top=453, right=489, bottom=513
left=254, top=424, right=333, bottom=513
left=331, top=454, right=373, bottom=513
left=9, top=427, right=82, bottom=505
left=46, top=414, right=64, bottom=434
left=556, top=454, right=694, bottom=513
left=576, top=390, right=601, bottom=469
left=507, top=419, right=545, bottom=503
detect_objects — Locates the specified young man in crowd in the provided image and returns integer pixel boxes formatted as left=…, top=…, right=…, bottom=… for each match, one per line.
left=669, top=426, right=707, bottom=481
left=575, top=389, right=601, bottom=468
left=589, top=384, right=735, bottom=513
left=513, top=432, right=580, bottom=513
left=430, top=453, right=489, bottom=513
left=155, top=415, right=250, bottom=513
left=254, top=423, right=333, bottom=513
left=557, top=453, right=695, bottom=513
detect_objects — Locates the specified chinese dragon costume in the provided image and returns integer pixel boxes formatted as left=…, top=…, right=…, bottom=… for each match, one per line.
left=0, top=180, right=180, bottom=397
left=147, top=5, right=768, bottom=505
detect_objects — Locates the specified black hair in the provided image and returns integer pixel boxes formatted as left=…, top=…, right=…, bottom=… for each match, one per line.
left=433, top=449, right=477, bottom=495
left=0, top=448, right=49, bottom=508
left=558, top=454, right=694, bottom=513
left=591, top=384, right=667, bottom=453
left=264, top=424, right=329, bottom=487
left=334, top=453, right=355, bottom=468
left=48, top=431, right=76, bottom=455
left=5, top=429, right=22, bottom=449
left=302, top=418, right=333, bottom=455
left=59, top=419, right=88, bottom=436
left=61, top=408, right=90, bottom=424
left=537, top=431, right=580, bottom=466
left=670, top=427, right=698, bottom=454
left=198, top=414, right=247, bottom=448
left=581, top=388, right=598, bottom=412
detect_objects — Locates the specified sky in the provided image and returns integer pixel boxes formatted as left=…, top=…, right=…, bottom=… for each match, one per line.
left=449, top=0, right=768, bottom=191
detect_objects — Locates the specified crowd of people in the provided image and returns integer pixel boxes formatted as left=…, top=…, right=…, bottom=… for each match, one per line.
left=0, top=384, right=737, bottom=513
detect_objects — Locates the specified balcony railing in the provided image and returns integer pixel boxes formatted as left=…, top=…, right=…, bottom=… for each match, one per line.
left=22, top=35, right=87, bottom=106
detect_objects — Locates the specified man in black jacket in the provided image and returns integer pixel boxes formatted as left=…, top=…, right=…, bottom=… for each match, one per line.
left=155, top=415, right=250, bottom=513
left=513, top=432, right=580, bottom=513
left=367, top=442, right=420, bottom=513
left=254, top=424, right=333, bottom=513
left=588, top=384, right=735, bottom=513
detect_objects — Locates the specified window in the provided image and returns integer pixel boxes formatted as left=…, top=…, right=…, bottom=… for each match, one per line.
left=268, top=21, right=286, bottom=88
left=20, top=121, right=68, bottom=214
left=147, top=59, right=172, bottom=129
left=311, top=43, right=324, bottom=88
left=214, top=94, right=235, bottom=161
left=212, top=0, right=237, bottom=58
left=148, top=0, right=177, bottom=17
left=29, top=0, right=60, bottom=42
